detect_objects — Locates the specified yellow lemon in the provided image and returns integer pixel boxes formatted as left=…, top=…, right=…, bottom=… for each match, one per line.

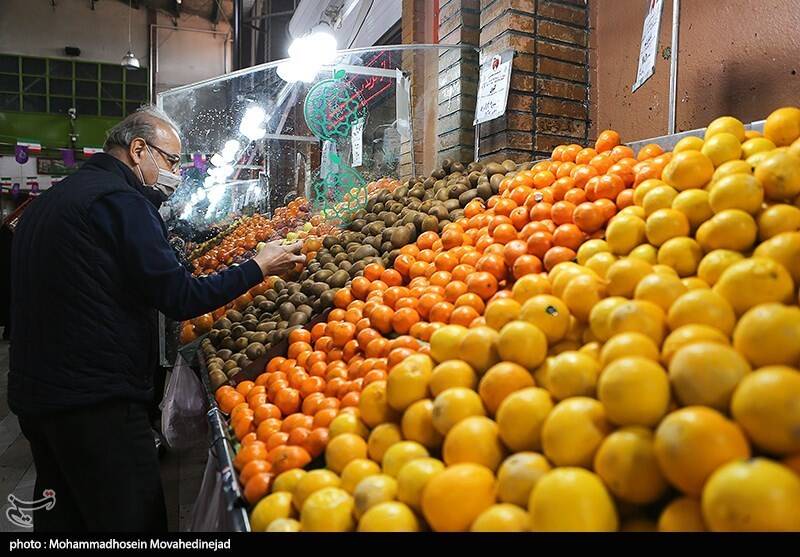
left=708, top=173, right=764, bottom=215
left=755, top=150, right=800, bottom=201
left=657, top=237, right=703, bottom=277
left=429, top=360, right=477, bottom=397
left=594, top=426, right=669, bottom=504
left=658, top=497, right=707, bottom=531
left=250, top=492, right=296, bottom=532
left=429, top=324, right=468, bottom=364
left=367, top=423, right=402, bottom=463
left=431, top=387, right=486, bottom=435
left=733, top=303, right=800, bottom=367
left=673, top=135, right=704, bottom=153
left=672, top=188, right=713, bottom=230
left=396, top=457, right=445, bottom=512
left=606, top=214, right=647, bottom=254
left=643, top=185, right=679, bottom=216
left=668, top=342, right=751, bottom=411
left=681, top=276, right=710, bottom=290
left=757, top=204, right=800, bottom=240
left=584, top=251, right=617, bottom=278
left=600, top=332, right=661, bottom=366
left=702, top=132, right=742, bottom=167
left=546, top=351, right=601, bottom=400
left=340, top=459, right=382, bottom=494
left=661, top=324, right=730, bottom=365
left=705, top=115, right=746, bottom=141
left=470, top=504, right=530, bottom=532
left=458, top=326, right=500, bottom=374
left=606, top=257, right=652, bottom=297
left=662, top=150, right=715, bottom=190
left=702, top=458, right=800, bottom=531
left=496, top=387, right=553, bottom=452
left=598, top=356, right=670, bottom=427
left=272, top=469, right=306, bottom=495
left=329, top=411, right=369, bottom=439
left=359, top=380, right=400, bottom=429
left=529, top=468, right=618, bottom=532
left=325, top=433, right=368, bottom=475
left=763, top=106, right=800, bottom=146
left=753, top=230, right=800, bottom=282
left=497, top=320, right=548, bottom=370
left=421, top=463, right=496, bottom=532
left=634, top=178, right=668, bottom=206
left=265, top=518, right=301, bottom=532
left=667, top=289, right=736, bottom=336
left=633, top=272, right=688, bottom=311
left=695, top=209, right=757, bottom=252
left=300, top=487, right=354, bottom=532
left=381, top=441, right=429, bottom=478
left=386, top=353, right=434, bottom=411
left=496, top=452, right=552, bottom=507
left=741, top=136, right=776, bottom=158
left=358, top=501, right=420, bottom=532
left=443, top=416, right=505, bottom=471
left=628, top=243, right=658, bottom=264
left=401, top=399, right=443, bottom=450
left=712, top=159, right=753, bottom=182
left=697, top=249, right=744, bottom=286
left=577, top=238, right=611, bottom=265
left=511, top=273, right=551, bottom=303
left=731, top=366, right=800, bottom=455
left=353, top=474, right=397, bottom=519
left=607, top=299, right=666, bottom=345
left=588, top=296, right=627, bottom=342
left=541, top=397, right=611, bottom=467
left=519, top=294, right=571, bottom=344
left=484, top=297, right=521, bottom=330
left=713, top=257, right=794, bottom=315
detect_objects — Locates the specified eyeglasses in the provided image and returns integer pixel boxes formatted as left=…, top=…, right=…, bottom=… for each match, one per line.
left=146, top=142, right=181, bottom=172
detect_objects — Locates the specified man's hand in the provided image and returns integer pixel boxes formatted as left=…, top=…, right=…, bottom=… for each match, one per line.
left=253, top=240, right=305, bottom=277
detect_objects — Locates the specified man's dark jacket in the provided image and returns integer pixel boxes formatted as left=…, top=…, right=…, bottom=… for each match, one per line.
left=9, top=153, right=262, bottom=415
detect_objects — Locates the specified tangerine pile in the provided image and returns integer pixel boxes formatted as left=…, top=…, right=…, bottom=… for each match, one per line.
left=219, top=106, right=800, bottom=532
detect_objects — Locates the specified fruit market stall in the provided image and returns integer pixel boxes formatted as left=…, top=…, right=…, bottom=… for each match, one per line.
left=157, top=40, right=800, bottom=535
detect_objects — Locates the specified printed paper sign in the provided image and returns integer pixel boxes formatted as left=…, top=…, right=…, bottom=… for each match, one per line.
left=633, top=0, right=664, bottom=92
left=474, top=51, right=513, bottom=125
left=352, top=119, right=364, bottom=167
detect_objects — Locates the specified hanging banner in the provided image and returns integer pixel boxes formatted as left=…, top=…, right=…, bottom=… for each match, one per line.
left=474, top=50, right=514, bottom=125
left=61, top=148, right=76, bottom=167
left=83, top=147, right=103, bottom=156
left=16, top=140, right=41, bottom=153
left=632, top=0, right=664, bottom=92
left=395, top=69, right=411, bottom=140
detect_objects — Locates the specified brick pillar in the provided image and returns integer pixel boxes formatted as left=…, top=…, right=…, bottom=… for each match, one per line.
left=436, top=0, right=481, bottom=166
left=478, top=0, right=589, bottom=162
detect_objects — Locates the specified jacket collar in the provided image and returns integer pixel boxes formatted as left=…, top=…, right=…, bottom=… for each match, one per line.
left=83, top=152, right=166, bottom=208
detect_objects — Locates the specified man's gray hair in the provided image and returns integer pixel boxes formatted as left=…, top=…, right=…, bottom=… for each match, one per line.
left=103, top=105, right=181, bottom=152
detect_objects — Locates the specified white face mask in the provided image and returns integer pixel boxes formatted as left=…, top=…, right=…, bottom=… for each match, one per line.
left=136, top=145, right=182, bottom=197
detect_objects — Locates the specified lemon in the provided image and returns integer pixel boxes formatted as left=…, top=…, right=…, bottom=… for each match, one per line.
left=618, top=205, right=646, bottom=219
left=673, top=136, right=704, bottom=153
left=519, top=295, right=571, bottom=344
left=668, top=342, right=751, bottom=411
left=646, top=208, right=691, bottom=246
left=657, top=237, right=702, bottom=277
left=429, top=324, right=469, bottom=363
left=606, top=214, right=647, bottom=255
left=662, top=150, right=715, bottom=190
left=643, top=185, right=679, bottom=216
left=701, top=132, right=742, bottom=166
left=381, top=441, right=429, bottom=478
left=600, top=332, right=660, bottom=366
left=672, top=189, right=713, bottom=230
left=340, top=459, right=382, bottom=494
left=367, top=423, right=402, bottom=463
left=763, top=106, right=800, bottom=146
left=300, top=487, right=355, bottom=532
left=697, top=249, right=745, bottom=286
left=484, top=297, right=521, bottom=330
left=634, top=178, right=668, bottom=206
left=712, top=160, right=752, bottom=182
left=497, top=320, right=548, bottom=369
left=681, top=277, right=710, bottom=290
left=712, top=257, right=794, bottom=315
left=606, top=257, right=652, bottom=297
left=755, top=150, right=800, bottom=201
left=470, top=504, right=530, bottom=532
left=529, top=468, right=618, bottom=532
left=386, top=353, right=434, bottom=411
left=705, top=115, right=746, bottom=141
left=757, top=204, right=800, bottom=240
left=733, top=303, right=800, bottom=367
left=584, top=252, right=617, bottom=277
left=593, top=427, right=668, bottom=504
left=577, top=239, right=611, bottom=265
left=598, top=357, right=670, bottom=427
left=607, top=299, right=666, bottom=345
left=512, top=273, right=552, bottom=303
left=661, top=324, right=730, bottom=365
left=628, top=243, right=658, bottom=264
left=741, top=137, right=776, bottom=158
left=633, top=272, right=687, bottom=311
left=588, top=296, right=627, bottom=342
left=358, top=502, right=420, bottom=532
left=561, top=273, right=607, bottom=322
left=396, top=457, right=445, bottom=511
left=541, top=397, right=611, bottom=467
left=496, top=387, right=553, bottom=452
left=753, top=231, right=800, bottom=282
left=459, top=326, right=500, bottom=374
left=667, top=289, right=736, bottom=336
left=695, top=209, right=757, bottom=252
left=352, top=474, right=397, bottom=519
left=496, top=452, right=551, bottom=507
left=432, top=387, right=486, bottom=435
left=250, top=492, right=296, bottom=531
left=402, top=399, right=443, bottom=450
left=429, top=360, right=477, bottom=396
left=546, top=351, right=601, bottom=400
left=708, top=173, right=763, bottom=215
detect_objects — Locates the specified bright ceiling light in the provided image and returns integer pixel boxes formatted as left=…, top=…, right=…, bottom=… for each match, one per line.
left=221, top=139, right=240, bottom=162
left=239, top=105, right=267, bottom=141
left=279, top=23, right=338, bottom=83
left=209, top=153, right=224, bottom=167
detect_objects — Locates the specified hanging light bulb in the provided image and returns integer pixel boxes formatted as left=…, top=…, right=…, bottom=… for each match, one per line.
left=121, top=0, right=140, bottom=69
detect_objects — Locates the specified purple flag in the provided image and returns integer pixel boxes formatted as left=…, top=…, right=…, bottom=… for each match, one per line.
left=15, top=145, right=28, bottom=164
left=61, top=148, right=76, bottom=167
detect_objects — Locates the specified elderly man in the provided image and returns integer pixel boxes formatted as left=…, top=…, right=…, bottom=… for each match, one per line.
left=9, top=106, right=304, bottom=532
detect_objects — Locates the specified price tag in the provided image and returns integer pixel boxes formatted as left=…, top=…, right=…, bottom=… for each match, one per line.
left=633, top=0, right=664, bottom=92
left=352, top=118, right=364, bottom=167
left=474, top=51, right=514, bottom=125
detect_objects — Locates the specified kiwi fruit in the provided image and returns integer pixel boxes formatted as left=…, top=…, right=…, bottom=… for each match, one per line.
left=421, top=215, right=439, bottom=232
left=289, top=312, right=309, bottom=327
left=256, top=321, right=277, bottom=333
left=226, top=367, right=241, bottom=380
left=225, top=309, right=243, bottom=323
left=484, top=162, right=505, bottom=176
left=278, top=302, right=295, bottom=320
left=319, top=289, right=336, bottom=309
left=213, top=317, right=232, bottom=330
left=328, top=269, right=349, bottom=288
left=245, top=342, right=266, bottom=361
left=209, top=370, right=228, bottom=391
left=502, top=159, right=517, bottom=172
left=251, top=332, right=268, bottom=345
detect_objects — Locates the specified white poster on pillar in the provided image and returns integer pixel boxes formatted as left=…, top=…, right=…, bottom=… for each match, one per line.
left=474, top=50, right=514, bottom=126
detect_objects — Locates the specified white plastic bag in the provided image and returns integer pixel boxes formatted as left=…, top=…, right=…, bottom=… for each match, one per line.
left=160, top=354, right=208, bottom=450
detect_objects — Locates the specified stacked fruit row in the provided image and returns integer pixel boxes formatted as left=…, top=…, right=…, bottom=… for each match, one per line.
left=220, top=107, right=800, bottom=532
